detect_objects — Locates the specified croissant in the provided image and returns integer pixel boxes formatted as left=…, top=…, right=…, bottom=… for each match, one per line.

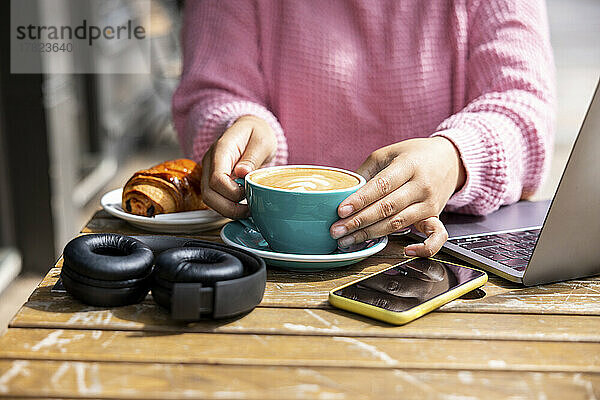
left=122, top=159, right=208, bottom=217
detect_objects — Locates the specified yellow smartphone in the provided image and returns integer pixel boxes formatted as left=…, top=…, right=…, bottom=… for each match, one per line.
left=329, top=257, right=487, bottom=325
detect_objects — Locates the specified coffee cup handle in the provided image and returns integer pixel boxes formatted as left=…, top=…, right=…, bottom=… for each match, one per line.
left=234, top=178, right=245, bottom=187
left=233, top=177, right=258, bottom=231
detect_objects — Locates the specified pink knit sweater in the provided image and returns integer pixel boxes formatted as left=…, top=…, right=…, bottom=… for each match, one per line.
left=172, top=0, right=555, bottom=215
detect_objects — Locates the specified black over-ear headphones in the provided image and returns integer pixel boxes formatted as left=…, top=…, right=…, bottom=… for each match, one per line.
left=61, top=234, right=266, bottom=321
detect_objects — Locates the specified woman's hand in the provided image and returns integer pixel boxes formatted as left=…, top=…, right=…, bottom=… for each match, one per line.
left=201, top=115, right=277, bottom=219
left=330, top=137, right=466, bottom=257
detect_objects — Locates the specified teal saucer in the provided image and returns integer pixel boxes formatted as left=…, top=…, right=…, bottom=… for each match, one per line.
left=220, top=221, right=388, bottom=271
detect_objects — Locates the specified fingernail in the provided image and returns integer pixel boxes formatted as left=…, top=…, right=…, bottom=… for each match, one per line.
left=235, top=162, right=254, bottom=174
left=331, top=225, right=348, bottom=239
left=338, top=236, right=355, bottom=247
left=339, top=205, right=354, bottom=218
left=404, top=249, right=417, bottom=256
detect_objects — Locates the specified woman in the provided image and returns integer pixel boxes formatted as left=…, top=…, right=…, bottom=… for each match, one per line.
left=172, top=0, right=555, bottom=257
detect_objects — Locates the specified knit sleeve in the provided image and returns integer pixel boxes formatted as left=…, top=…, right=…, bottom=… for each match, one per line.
left=431, top=0, right=555, bottom=215
left=171, top=0, right=288, bottom=165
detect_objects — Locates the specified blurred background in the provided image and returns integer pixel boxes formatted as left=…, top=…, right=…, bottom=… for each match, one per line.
left=0, top=0, right=599, bottom=327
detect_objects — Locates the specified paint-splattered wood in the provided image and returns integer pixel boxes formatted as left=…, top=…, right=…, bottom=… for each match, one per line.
left=12, top=297, right=600, bottom=342
left=1, top=360, right=599, bottom=400
left=1, top=208, right=599, bottom=399
left=1, top=328, right=599, bottom=372
left=79, top=211, right=600, bottom=313
left=78, top=212, right=600, bottom=309
left=25, top=256, right=600, bottom=317
left=13, top=270, right=600, bottom=341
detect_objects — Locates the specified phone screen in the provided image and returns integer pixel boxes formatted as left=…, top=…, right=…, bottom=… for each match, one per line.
left=333, top=258, right=485, bottom=312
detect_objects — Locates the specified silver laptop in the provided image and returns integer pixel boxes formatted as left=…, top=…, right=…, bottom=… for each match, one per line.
left=412, top=81, right=600, bottom=286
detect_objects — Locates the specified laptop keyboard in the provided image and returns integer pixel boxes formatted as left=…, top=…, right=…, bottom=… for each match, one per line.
left=448, top=229, right=541, bottom=272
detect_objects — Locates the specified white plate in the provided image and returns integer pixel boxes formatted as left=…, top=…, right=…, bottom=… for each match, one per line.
left=101, top=188, right=230, bottom=233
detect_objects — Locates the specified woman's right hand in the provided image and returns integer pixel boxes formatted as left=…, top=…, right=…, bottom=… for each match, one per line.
left=201, top=115, right=277, bottom=219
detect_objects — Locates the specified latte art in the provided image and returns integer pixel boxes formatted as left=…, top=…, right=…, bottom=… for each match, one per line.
left=282, top=175, right=344, bottom=191
left=250, top=167, right=360, bottom=191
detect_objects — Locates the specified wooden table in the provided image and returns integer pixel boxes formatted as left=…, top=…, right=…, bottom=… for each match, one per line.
left=1, top=210, right=599, bottom=399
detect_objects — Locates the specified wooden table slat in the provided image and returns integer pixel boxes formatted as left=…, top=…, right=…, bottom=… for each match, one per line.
left=2, top=359, right=599, bottom=400
left=29, top=260, right=600, bottom=318
left=1, top=328, right=599, bottom=372
left=12, top=296, right=600, bottom=342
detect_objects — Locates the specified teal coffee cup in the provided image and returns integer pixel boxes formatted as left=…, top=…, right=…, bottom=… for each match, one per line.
left=241, top=165, right=366, bottom=254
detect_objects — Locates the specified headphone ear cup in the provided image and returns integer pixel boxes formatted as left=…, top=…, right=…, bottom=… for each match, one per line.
left=154, top=247, right=245, bottom=283
left=61, top=234, right=155, bottom=307
left=61, top=272, right=151, bottom=307
left=151, top=247, right=245, bottom=310
left=63, top=234, right=154, bottom=280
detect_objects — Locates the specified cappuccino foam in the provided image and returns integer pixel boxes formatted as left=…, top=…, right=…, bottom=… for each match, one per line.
left=250, top=167, right=360, bottom=191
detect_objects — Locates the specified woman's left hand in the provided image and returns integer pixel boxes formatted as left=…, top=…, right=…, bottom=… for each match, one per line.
left=330, top=137, right=466, bottom=257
